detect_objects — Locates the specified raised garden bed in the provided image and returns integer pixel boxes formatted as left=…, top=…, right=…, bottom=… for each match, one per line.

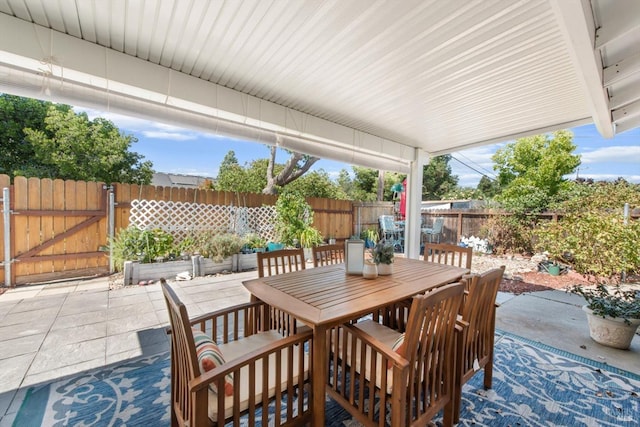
left=122, top=253, right=258, bottom=286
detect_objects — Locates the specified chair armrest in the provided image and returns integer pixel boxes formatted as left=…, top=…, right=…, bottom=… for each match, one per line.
left=189, top=328, right=313, bottom=393
left=341, top=323, right=410, bottom=370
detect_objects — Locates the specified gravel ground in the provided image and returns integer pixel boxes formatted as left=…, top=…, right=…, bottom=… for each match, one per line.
left=472, top=253, right=640, bottom=295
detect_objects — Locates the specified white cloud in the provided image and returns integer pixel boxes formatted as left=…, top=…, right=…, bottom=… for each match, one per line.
left=580, top=146, right=640, bottom=164
left=76, top=106, right=205, bottom=141
left=165, top=167, right=217, bottom=177
left=142, top=131, right=197, bottom=141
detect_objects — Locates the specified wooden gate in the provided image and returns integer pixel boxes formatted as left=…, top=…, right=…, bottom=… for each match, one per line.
left=1, top=176, right=109, bottom=286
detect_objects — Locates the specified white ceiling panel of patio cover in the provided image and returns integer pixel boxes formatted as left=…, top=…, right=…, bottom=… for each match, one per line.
left=0, top=0, right=638, bottom=171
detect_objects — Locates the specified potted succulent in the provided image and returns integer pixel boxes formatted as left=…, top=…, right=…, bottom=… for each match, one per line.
left=569, top=284, right=640, bottom=350
left=371, top=239, right=395, bottom=275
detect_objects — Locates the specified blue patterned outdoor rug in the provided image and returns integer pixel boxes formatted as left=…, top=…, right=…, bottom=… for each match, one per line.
left=14, top=332, right=640, bottom=426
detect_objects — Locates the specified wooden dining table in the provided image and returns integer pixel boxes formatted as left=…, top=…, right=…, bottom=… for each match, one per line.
left=243, top=257, right=469, bottom=426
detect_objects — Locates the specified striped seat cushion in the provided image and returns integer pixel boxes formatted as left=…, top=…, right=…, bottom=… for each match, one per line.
left=192, top=328, right=234, bottom=396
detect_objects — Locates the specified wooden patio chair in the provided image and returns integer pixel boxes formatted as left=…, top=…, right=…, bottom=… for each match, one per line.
left=328, top=282, right=465, bottom=427
left=257, top=248, right=306, bottom=277
left=452, top=266, right=505, bottom=423
left=161, top=280, right=313, bottom=427
left=256, top=248, right=308, bottom=333
left=423, top=242, right=473, bottom=270
left=311, top=243, right=345, bottom=267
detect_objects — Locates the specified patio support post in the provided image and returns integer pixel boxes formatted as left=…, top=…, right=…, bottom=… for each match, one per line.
left=405, top=149, right=428, bottom=259
left=108, top=187, right=115, bottom=274
left=2, top=187, right=11, bottom=287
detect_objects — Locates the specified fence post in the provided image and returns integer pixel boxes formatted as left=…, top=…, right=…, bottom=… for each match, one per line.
left=622, top=203, right=629, bottom=282
left=109, top=187, right=115, bottom=274
left=2, top=187, right=11, bottom=288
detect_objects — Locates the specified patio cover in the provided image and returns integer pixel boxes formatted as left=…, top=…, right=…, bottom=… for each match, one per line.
left=0, top=0, right=638, bottom=258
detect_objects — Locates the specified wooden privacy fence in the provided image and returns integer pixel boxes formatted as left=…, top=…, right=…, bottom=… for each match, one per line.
left=0, top=175, right=355, bottom=286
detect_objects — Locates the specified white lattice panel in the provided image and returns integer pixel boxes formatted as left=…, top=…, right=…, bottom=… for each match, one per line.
left=129, top=200, right=277, bottom=243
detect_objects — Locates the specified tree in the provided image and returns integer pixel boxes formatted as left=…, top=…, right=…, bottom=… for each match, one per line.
left=215, top=150, right=249, bottom=191
left=476, top=176, right=500, bottom=198
left=339, top=167, right=406, bottom=201
left=262, top=144, right=319, bottom=194
left=493, top=130, right=580, bottom=213
left=22, top=107, right=153, bottom=184
left=0, top=94, right=70, bottom=176
left=285, top=170, right=348, bottom=199
left=422, top=155, right=458, bottom=200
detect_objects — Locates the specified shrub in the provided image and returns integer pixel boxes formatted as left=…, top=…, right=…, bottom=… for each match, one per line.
left=206, top=234, right=246, bottom=262
left=537, top=180, right=640, bottom=281
left=483, top=214, right=537, bottom=255
left=538, top=211, right=640, bottom=280
left=111, top=227, right=174, bottom=271
left=274, top=192, right=314, bottom=247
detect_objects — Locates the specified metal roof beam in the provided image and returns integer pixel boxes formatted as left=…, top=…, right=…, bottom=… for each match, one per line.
left=594, top=1, right=640, bottom=49
left=603, top=52, right=640, bottom=87
left=610, top=85, right=640, bottom=110
left=549, top=0, right=614, bottom=138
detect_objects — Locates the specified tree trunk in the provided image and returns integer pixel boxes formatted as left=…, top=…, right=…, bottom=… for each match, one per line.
left=262, top=143, right=320, bottom=194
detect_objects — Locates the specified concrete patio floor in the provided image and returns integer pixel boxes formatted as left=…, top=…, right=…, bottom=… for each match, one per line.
left=0, top=271, right=638, bottom=426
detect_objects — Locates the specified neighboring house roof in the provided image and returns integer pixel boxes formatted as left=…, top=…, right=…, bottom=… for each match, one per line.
left=151, top=173, right=212, bottom=189
left=421, top=200, right=486, bottom=211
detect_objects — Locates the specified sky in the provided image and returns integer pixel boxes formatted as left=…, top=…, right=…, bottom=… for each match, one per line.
left=83, top=108, right=640, bottom=188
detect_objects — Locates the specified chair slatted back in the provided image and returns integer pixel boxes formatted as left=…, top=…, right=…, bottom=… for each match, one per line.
left=453, top=266, right=505, bottom=423
left=402, top=282, right=465, bottom=424
left=162, top=281, right=206, bottom=427
left=423, top=242, right=473, bottom=270
left=329, top=282, right=464, bottom=427
left=312, top=243, right=345, bottom=267
left=257, top=248, right=306, bottom=278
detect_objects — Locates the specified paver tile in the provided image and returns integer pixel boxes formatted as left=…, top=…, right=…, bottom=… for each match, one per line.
left=1, top=307, right=57, bottom=327
left=0, top=353, right=35, bottom=393
left=107, top=301, right=155, bottom=320
left=8, top=296, right=66, bottom=313
left=106, top=312, right=160, bottom=336
left=51, top=310, right=108, bottom=330
left=108, top=293, right=150, bottom=308
left=0, top=334, right=45, bottom=360
left=41, top=323, right=107, bottom=348
left=106, top=327, right=168, bottom=356
left=0, top=318, right=53, bottom=341
left=28, top=338, right=107, bottom=375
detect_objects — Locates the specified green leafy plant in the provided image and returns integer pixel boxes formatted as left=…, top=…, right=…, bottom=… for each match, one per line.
left=536, top=180, right=640, bottom=281
left=111, top=226, right=174, bottom=271
left=371, top=239, right=394, bottom=265
left=244, top=233, right=267, bottom=250
left=360, top=228, right=379, bottom=248
left=204, top=233, right=246, bottom=262
left=569, top=284, right=640, bottom=324
left=299, top=227, right=323, bottom=248
left=483, top=214, right=537, bottom=255
left=274, top=192, right=315, bottom=247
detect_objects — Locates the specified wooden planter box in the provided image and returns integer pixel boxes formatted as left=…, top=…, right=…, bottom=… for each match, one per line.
left=123, top=253, right=258, bottom=285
